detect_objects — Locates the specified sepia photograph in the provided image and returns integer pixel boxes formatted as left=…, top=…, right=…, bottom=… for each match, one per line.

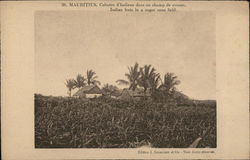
left=34, top=10, right=216, bottom=148
left=1, top=0, right=249, bottom=159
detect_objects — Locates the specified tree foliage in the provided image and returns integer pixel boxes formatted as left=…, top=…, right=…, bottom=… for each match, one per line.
left=65, top=64, right=181, bottom=101
left=154, top=73, right=181, bottom=102
left=86, top=69, right=101, bottom=86
left=65, top=79, right=75, bottom=97
left=138, top=64, right=159, bottom=93
left=65, top=69, right=101, bottom=96
left=160, top=73, right=181, bottom=94
left=116, top=62, right=140, bottom=91
left=73, top=74, right=86, bottom=89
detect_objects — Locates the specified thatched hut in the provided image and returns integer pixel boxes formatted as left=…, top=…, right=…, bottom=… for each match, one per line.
left=73, top=85, right=102, bottom=98
left=119, top=88, right=151, bottom=100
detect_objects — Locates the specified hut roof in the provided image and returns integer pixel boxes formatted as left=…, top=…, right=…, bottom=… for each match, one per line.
left=73, top=85, right=102, bottom=96
left=110, top=89, right=123, bottom=97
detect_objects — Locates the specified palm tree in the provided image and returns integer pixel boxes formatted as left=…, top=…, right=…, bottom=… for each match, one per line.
left=149, top=73, right=162, bottom=102
left=116, top=62, right=140, bottom=91
left=149, top=72, right=161, bottom=93
left=138, top=64, right=158, bottom=93
left=86, top=69, right=101, bottom=86
left=159, top=72, right=181, bottom=95
left=65, top=79, right=75, bottom=97
left=73, top=74, right=86, bottom=89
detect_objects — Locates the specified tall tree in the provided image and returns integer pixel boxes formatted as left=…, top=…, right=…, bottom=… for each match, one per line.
left=73, top=74, right=86, bottom=89
left=159, top=72, right=181, bottom=96
left=138, top=64, right=158, bottom=93
left=116, top=62, right=140, bottom=91
left=65, top=79, right=75, bottom=97
left=149, top=72, right=161, bottom=93
left=86, top=69, right=101, bottom=86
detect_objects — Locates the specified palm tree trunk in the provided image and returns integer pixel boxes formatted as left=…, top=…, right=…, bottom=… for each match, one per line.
left=143, top=87, right=147, bottom=100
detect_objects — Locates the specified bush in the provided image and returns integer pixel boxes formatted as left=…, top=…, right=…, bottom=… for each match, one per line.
left=35, top=94, right=216, bottom=148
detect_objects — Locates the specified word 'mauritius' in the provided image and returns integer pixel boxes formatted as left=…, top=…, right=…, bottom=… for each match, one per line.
left=69, top=3, right=98, bottom=7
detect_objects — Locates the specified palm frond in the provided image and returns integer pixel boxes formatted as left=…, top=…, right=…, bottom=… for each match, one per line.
left=86, top=69, right=99, bottom=85
left=74, top=74, right=85, bottom=88
left=65, top=79, right=75, bottom=89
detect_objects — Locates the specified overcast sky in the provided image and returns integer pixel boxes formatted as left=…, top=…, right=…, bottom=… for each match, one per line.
left=35, top=11, right=215, bottom=100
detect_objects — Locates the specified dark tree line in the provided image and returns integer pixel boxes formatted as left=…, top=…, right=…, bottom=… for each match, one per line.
left=65, top=63, right=181, bottom=102
left=116, top=62, right=181, bottom=102
left=65, top=69, right=100, bottom=97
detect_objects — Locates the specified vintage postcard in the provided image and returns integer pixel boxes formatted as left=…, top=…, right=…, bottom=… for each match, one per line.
left=1, top=1, right=249, bottom=159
